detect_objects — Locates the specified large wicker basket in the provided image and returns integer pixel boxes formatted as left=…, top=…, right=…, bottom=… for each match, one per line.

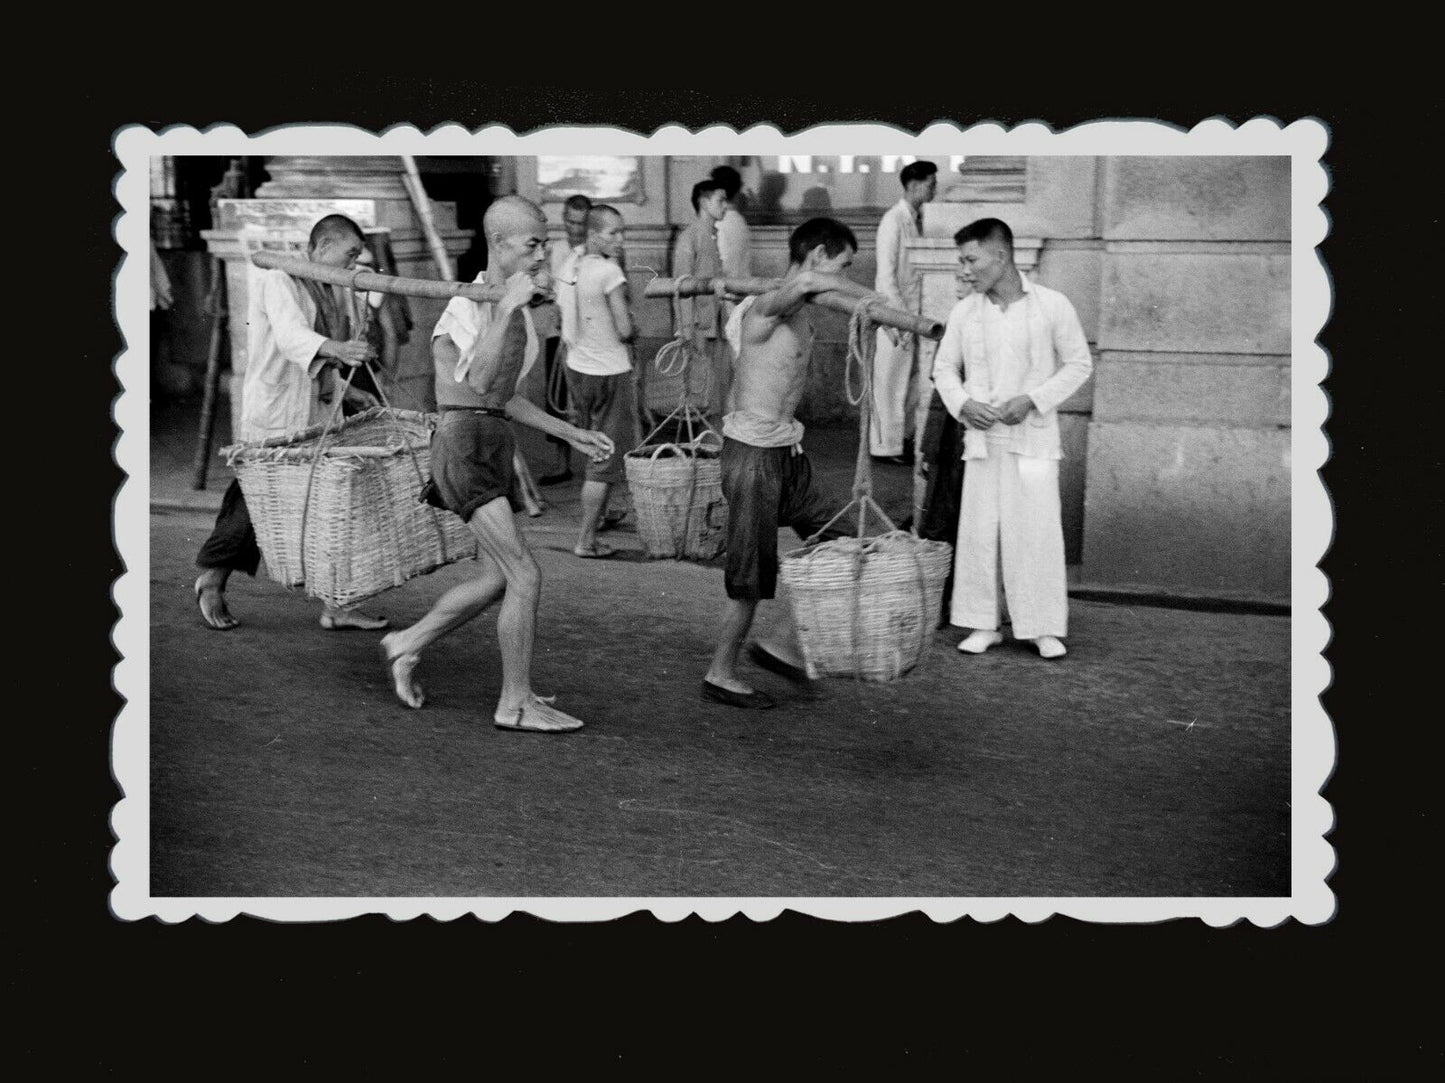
left=623, top=437, right=727, bottom=560
left=224, top=407, right=478, bottom=608
left=781, top=532, right=953, bottom=682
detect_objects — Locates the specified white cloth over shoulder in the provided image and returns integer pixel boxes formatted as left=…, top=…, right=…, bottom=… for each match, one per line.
left=931, top=276, right=1092, bottom=461
left=723, top=295, right=753, bottom=358
left=432, top=274, right=539, bottom=391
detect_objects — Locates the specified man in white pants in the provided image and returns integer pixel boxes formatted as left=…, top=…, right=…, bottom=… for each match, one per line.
left=870, top=159, right=937, bottom=464
left=931, top=218, right=1093, bottom=659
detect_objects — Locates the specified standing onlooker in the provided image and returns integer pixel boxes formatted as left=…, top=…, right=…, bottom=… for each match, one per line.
left=932, top=218, right=1093, bottom=660
left=870, top=159, right=937, bottom=464
left=672, top=178, right=730, bottom=417
left=531, top=194, right=593, bottom=484
left=710, top=165, right=752, bottom=279
left=557, top=204, right=639, bottom=559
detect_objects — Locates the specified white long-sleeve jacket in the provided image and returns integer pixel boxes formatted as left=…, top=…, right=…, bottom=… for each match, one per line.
left=874, top=198, right=922, bottom=309
left=931, top=276, right=1093, bottom=461
left=239, top=268, right=332, bottom=442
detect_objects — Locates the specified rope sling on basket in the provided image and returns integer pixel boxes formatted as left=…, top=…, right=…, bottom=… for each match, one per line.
left=643, top=274, right=718, bottom=417
left=623, top=277, right=728, bottom=560
left=778, top=302, right=953, bottom=683
left=223, top=304, right=480, bottom=609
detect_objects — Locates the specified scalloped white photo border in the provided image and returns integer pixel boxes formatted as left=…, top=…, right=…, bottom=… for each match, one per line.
left=111, top=119, right=1332, bottom=925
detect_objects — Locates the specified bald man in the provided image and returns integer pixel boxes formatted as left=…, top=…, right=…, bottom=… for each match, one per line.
left=378, top=196, right=615, bottom=732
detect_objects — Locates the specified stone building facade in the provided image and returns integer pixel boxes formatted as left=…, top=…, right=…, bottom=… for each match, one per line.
left=188, top=154, right=1289, bottom=605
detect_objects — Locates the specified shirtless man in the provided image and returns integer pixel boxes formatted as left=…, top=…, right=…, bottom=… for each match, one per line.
left=702, top=217, right=882, bottom=709
left=378, top=196, right=615, bottom=733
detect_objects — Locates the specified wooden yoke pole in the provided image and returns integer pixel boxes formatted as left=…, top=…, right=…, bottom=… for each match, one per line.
left=250, top=251, right=510, bottom=302
left=643, top=276, right=944, bottom=340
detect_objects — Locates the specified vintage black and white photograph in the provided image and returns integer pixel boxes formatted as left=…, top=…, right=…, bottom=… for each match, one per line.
left=113, top=122, right=1330, bottom=922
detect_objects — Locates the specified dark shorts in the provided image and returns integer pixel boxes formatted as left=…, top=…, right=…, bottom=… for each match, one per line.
left=565, top=369, right=638, bottom=485
left=719, top=437, right=843, bottom=601
left=422, top=408, right=523, bottom=521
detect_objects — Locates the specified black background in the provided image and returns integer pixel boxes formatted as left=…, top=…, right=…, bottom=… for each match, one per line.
left=29, top=74, right=1434, bottom=1075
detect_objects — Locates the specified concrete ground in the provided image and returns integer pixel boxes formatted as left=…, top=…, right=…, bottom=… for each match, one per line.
left=146, top=398, right=1290, bottom=898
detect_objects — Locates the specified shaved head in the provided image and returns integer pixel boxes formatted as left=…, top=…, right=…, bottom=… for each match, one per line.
left=482, top=195, right=549, bottom=280
left=586, top=204, right=622, bottom=233
left=483, top=195, right=546, bottom=245
left=308, top=213, right=364, bottom=251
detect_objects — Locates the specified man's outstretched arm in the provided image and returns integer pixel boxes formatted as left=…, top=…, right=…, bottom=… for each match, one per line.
left=505, top=395, right=615, bottom=463
left=755, top=271, right=880, bottom=318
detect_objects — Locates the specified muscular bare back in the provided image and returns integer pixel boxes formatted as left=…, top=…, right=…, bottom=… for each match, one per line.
left=730, top=300, right=815, bottom=423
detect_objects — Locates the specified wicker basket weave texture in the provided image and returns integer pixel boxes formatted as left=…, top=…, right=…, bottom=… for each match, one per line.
left=780, top=533, right=953, bottom=682
left=623, top=445, right=727, bottom=560
left=228, top=409, right=478, bottom=608
left=643, top=366, right=710, bottom=416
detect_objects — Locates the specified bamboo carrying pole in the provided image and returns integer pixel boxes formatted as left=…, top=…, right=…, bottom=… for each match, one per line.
left=643, top=276, right=944, bottom=340
left=190, top=260, right=229, bottom=489
left=250, top=250, right=512, bottom=302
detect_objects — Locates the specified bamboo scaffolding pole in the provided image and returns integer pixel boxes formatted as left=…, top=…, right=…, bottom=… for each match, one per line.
left=643, top=275, right=943, bottom=339
left=400, top=154, right=454, bottom=280
left=190, top=259, right=229, bottom=489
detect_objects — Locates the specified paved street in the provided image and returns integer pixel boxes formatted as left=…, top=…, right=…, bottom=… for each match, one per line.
left=146, top=402, right=1290, bottom=898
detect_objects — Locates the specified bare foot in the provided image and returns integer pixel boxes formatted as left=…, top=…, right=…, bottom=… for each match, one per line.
left=494, top=694, right=585, bottom=733
left=321, top=607, right=390, bottom=631
left=379, top=635, right=425, bottom=709
left=194, top=576, right=239, bottom=631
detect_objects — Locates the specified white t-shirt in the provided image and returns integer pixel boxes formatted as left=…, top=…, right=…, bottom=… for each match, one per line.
left=558, top=254, right=631, bottom=376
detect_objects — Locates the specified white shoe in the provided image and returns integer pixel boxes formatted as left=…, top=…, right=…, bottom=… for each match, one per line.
left=1034, top=636, right=1067, bottom=659
left=957, top=630, right=1004, bottom=654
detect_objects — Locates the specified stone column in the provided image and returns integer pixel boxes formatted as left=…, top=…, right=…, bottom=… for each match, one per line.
left=1081, top=157, right=1291, bottom=603
left=203, top=157, right=474, bottom=435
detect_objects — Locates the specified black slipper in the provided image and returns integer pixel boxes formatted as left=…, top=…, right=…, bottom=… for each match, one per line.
left=701, top=680, right=776, bottom=710
left=747, top=643, right=811, bottom=684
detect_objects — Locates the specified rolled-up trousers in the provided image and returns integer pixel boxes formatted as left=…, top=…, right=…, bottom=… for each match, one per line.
left=868, top=328, right=931, bottom=457
left=949, top=450, right=1067, bottom=640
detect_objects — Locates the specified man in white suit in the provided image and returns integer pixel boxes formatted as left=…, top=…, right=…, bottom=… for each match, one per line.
left=870, top=159, right=937, bottom=464
left=931, top=218, right=1093, bottom=659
